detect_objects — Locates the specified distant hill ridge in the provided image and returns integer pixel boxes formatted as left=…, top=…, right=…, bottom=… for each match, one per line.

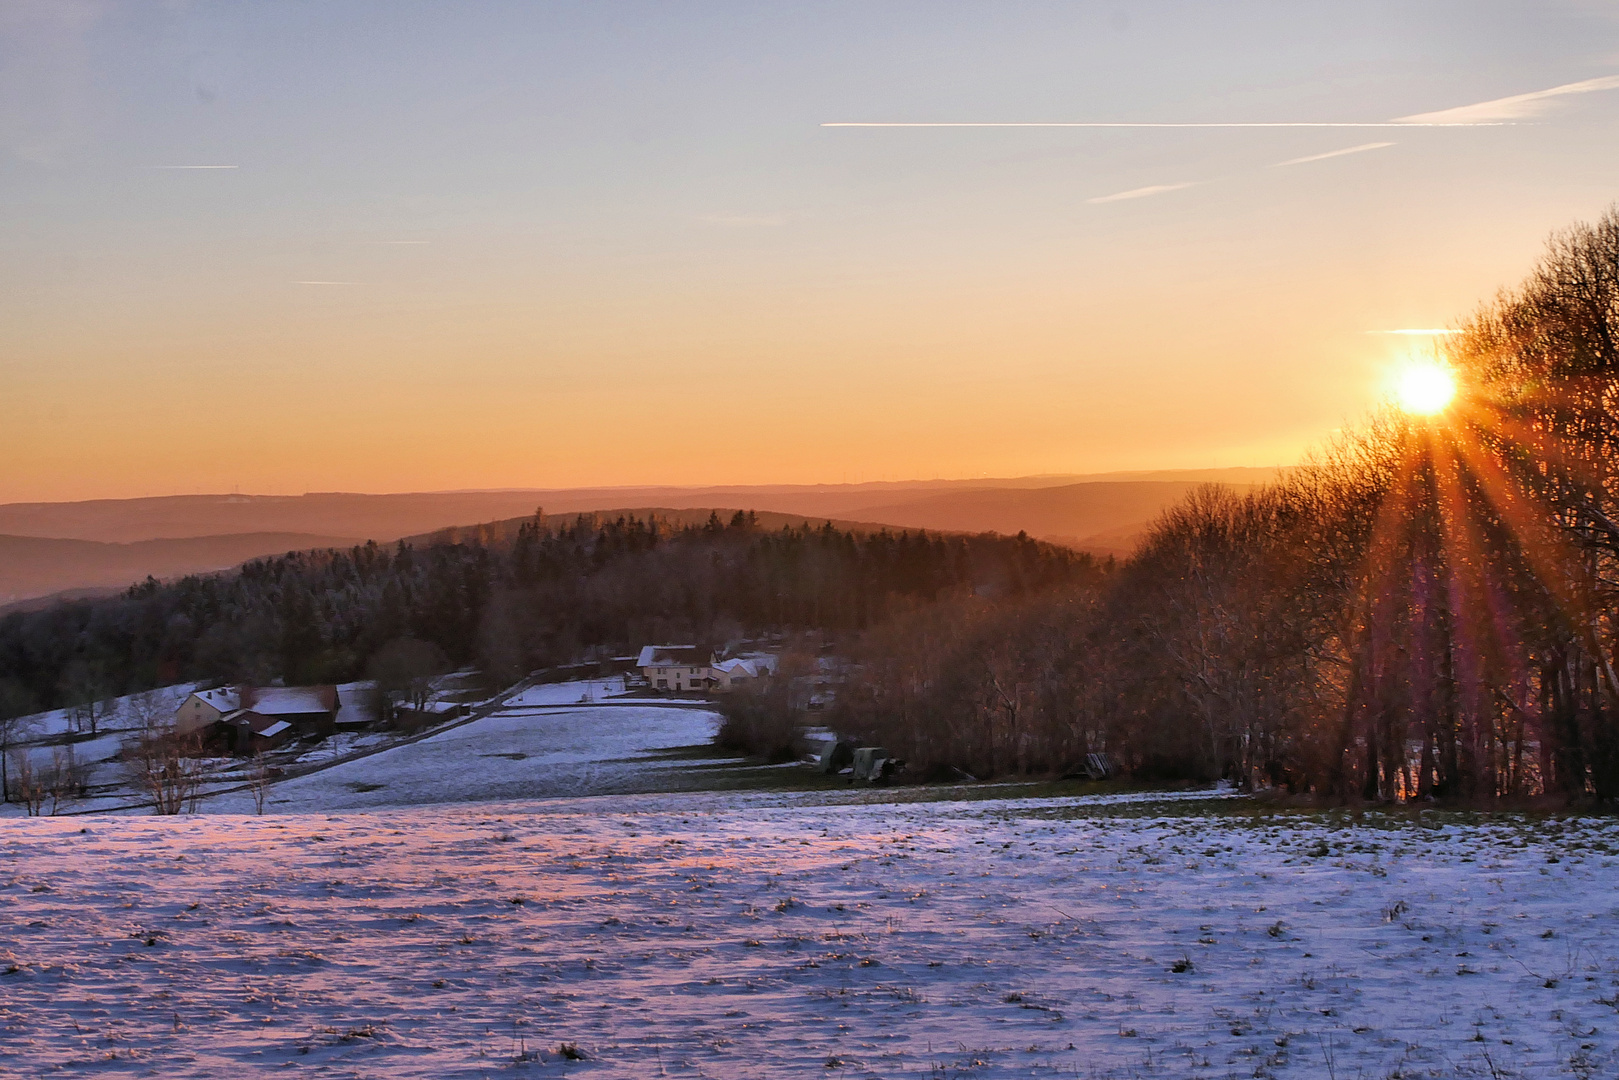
left=0, top=470, right=1282, bottom=607
left=405, top=508, right=964, bottom=549
left=0, top=532, right=362, bottom=609
left=0, top=469, right=1282, bottom=544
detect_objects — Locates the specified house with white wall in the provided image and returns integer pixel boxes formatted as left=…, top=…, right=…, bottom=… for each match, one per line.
left=175, top=686, right=241, bottom=736
left=637, top=645, right=714, bottom=692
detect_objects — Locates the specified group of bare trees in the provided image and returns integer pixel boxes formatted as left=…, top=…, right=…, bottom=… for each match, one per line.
left=0, top=686, right=280, bottom=815
left=120, top=731, right=270, bottom=815
left=121, top=730, right=208, bottom=814
left=7, top=746, right=89, bottom=816
left=727, top=206, right=1619, bottom=804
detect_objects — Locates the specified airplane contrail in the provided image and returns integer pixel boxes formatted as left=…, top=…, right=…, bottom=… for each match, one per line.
left=1272, top=142, right=1394, bottom=167
left=823, top=74, right=1619, bottom=129
left=1087, top=181, right=1200, bottom=203
left=821, top=121, right=1501, bottom=128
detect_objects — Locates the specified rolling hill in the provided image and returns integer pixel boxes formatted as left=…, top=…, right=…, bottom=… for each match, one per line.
left=0, top=469, right=1281, bottom=606
left=405, top=508, right=951, bottom=548
left=0, top=470, right=1280, bottom=545
left=0, top=532, right=361, bottom=609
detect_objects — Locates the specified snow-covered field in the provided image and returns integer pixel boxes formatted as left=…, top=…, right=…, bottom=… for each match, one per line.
left=2, top=676, right=671, bottom=816
left=5, top=789, right=1619, bottom=1078
left=204, top=694, right=720, bottom=813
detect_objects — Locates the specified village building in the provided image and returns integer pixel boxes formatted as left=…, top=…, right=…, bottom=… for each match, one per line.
left=217, top=710, right=293, bottom=754
left=709, top=655, right=779, bottom=691
left=637, top=645, right=714, bottom=692
left=174, top=686, right=243, bottom=737
left=240, top=686, right=341, bottom=736
left=174, top=684, right=341, bottom=747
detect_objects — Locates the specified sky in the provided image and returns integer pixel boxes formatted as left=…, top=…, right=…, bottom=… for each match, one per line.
left=5, top=1, right=1619, bottom=502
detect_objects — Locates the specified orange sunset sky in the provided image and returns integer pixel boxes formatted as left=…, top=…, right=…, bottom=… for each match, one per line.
left=6, top=2, right=1619, bottom=502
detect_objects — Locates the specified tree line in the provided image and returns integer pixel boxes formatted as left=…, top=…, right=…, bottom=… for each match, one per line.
left=0, top=511, right=1088, bottom=720
left=756, top=205, right=1619, bottom=803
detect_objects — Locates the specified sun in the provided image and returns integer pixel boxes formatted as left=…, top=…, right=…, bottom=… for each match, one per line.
left=1394, top=360, right=1457, bottom=415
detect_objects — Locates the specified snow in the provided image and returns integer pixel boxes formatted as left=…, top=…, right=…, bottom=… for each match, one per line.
left=3, top=790, right=1619, bottom=1078
left=333, top=681, right=378, bottom=727
left=638, top=644, right=703, bottom=668
left=714, top=655, right=778, bottom=678
left=248, top=687, right=333, bottom=716
left=502, top=678, right=629, bottom=707
left=191, top=685, right=239, bottom=713
left=286, top=732, right=396, bottom=768
left=7, top=685, right=1619, bottom=1076
left=200, top=696, right=720, bottom=813
left=15, top=684, right=200, bottom=741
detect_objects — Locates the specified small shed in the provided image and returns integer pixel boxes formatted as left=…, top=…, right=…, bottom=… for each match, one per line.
left=218, top=710, right=292, bottom=754
left=1085, top=752, right=1117, bottom=780
left=818, top=740, right=854, bottom=774
left=851, top=746, right=891, bottom=782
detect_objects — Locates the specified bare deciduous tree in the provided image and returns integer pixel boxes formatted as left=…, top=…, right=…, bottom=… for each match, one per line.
left=11, top=751, right=46, bottom=816
left=248, top=753, right=271, bottom=814
left=0, top=714, right=33, bottom=805
left=43, top=745, right=87, bottom=815
left=124, top=731, right=207, bottom=815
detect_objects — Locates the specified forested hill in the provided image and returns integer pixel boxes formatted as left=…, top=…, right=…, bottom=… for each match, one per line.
left=0, top=511, right=1094, bottom=719
left=404, top=507, right=918, bottom=548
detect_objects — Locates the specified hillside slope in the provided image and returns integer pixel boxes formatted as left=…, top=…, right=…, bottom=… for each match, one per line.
left=0, top=532, right=360, bottom=607
left=0, top=493, right=554, bottom=545
left=838, top=479, right=1265, bottom=555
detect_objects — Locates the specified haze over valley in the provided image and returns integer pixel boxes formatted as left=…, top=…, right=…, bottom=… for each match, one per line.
left=0, top=468, right=1279, bottom=606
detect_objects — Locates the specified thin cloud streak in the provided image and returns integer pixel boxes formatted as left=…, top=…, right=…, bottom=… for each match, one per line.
left=824, top=121, right=1499, bottom=128
left=701, top=213, right=787, bottom=227
left=1396, top=74, right=1619, bottom=124
left=1367, top=329, right=1460, bottom=335
left=294, top=281, right=356, bottom=285
left=1271, top=142, right=1393, bottom=167
left=1087, top=182, right=1199, bottom=204
left=152, top=164, right=239, bottom=169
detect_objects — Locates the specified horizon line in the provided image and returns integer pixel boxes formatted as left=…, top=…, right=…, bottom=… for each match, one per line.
left=0, top=468, right=1297, bottom=507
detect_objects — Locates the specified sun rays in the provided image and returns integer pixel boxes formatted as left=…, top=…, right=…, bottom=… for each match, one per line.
left=1393, top=360, right=1458, bottom=415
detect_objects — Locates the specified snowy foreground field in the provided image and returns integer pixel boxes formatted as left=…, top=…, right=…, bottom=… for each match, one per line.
left=5, top=789, right=1619, bottom=1079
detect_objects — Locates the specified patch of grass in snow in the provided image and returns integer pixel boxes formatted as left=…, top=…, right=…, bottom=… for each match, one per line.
left=1032, top=798, right=1619, bottom=832
left=634, top=742, right=735, bottom=761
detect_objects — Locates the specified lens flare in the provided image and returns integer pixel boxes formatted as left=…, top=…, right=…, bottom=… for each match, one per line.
left=1395, top=361, right=1457, bottom=415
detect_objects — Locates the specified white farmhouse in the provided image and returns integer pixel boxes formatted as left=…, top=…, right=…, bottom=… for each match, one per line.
left=174, top=686, right=241, bottom=736
left=174, top=684, right=341, bottom=738
left=637, top=645, right=714, bottom=692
